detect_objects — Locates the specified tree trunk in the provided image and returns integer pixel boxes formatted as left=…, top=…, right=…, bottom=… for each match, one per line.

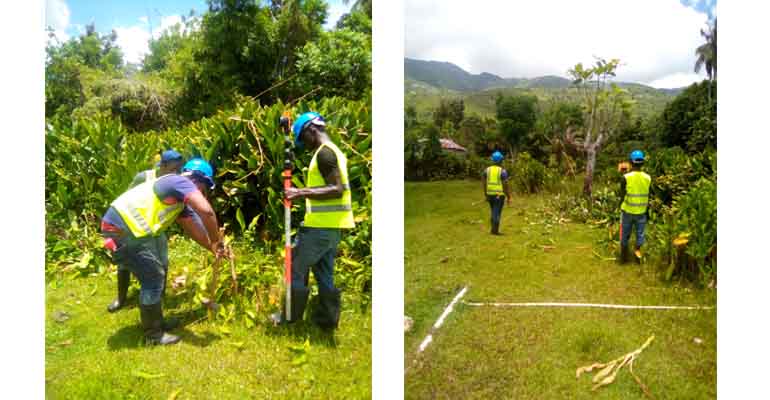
left=707, top=78, right=711, bottom=102
left=583, top=146, right=597, bottom=196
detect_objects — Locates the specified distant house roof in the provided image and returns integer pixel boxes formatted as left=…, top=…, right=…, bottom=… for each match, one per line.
left=440, top=138, right=467, bottom=153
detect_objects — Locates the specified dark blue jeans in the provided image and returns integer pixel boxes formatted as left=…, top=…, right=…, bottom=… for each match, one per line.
left=109, top=232, right=167, bottom=273
left=620, top=211, right=647, bottom=249
left=487, top=195, right=505, bottom=229
left=291, top=227, right=342, bottom=293
left=109, top=234, right=169, bottom=305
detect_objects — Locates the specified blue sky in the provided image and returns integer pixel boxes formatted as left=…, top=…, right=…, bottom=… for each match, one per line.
left=45, top=0, right=353, bottom=64
left=680, top=0, right=717, bottom=19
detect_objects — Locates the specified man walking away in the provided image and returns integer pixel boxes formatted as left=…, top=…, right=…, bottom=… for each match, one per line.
left=483, top=151, right=511, bottom=235
left=618, top=150, right=652, bottom=264
left=271, top=112, right=355, bottom=331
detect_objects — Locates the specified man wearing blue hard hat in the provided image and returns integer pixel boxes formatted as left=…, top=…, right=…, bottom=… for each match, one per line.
left=482, top=151, right=512, bottom=235
left=128, top=149, right=186, bottom=188
left=101, top=157, right=229, bottom=345
left=618, top=150, right=652, bottom=264
left=270, top=111, right=354, bottom=330
left=107, top=149, right=187, bottom=313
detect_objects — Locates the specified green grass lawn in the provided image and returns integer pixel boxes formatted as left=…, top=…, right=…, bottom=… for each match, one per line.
left=404, top=180, right=716, bottom=399
left=45, top=238, right=371, bottom=400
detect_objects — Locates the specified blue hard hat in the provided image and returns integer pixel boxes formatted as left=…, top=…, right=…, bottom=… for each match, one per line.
left=630, top=150, right=645, bottom=164
left=156, top=149, right=184, bottom=167
left=292, top=112, right=325, bottom=148
left=491, top=151, right=504, bottom=163
left=182, top=158, right=215, bottom=189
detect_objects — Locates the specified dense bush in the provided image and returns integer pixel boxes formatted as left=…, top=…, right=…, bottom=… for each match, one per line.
left=644, top=147, right=716, bottom=206
left=659, top=80, right=716, bottom=152
left=405, top=151, right=477, bottom=181
left=72, top=76, right=174, bottom=132
left=294, top=28, right=372, bottom=101
left=45, top=96, right=372, bottom=306
left=509, top=152, right=550, bottom=193
left=648, top=177, right=716, bottom=284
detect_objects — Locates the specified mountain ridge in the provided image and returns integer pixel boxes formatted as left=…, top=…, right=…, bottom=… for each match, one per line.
left=404, top=57, right=685, bottom=95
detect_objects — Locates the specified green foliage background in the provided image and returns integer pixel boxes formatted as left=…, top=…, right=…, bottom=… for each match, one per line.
left=46, top=96, right=372, bottom=314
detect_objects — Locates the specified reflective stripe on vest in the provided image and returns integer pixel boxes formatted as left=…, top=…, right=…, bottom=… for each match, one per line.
left=486, top=165, right=504, bottom=196
left=111, top=179, right=185, bottom=238
left=621, top=171, right=651, bottom=215
left=304, top=142, right=355, bottom=229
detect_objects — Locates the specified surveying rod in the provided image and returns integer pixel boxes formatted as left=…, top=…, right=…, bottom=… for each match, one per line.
left=280, top=113, right=293, bottom=321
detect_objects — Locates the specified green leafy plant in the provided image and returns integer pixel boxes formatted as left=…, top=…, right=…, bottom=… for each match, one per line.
left=510, top=152, right=551, bottom=194
left=45, top=95, right=372, bottom=313
left=672, top=177, right=716, bottom=284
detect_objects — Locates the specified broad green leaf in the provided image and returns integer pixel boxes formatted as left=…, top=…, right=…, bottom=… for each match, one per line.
left=236, top=208, right=246, bottom=231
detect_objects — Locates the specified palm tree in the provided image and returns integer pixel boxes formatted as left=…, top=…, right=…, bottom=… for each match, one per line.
left=695, top=19, right=716, bottom=100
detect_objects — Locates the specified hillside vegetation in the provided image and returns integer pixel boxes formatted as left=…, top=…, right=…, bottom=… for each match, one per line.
left=405, top=59, right=679, bottom=120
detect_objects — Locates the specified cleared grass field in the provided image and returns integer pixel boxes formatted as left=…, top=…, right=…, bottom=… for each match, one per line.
left=45, top=238, right=371, bottom=399
left=405, top=180, right=716, bottom=399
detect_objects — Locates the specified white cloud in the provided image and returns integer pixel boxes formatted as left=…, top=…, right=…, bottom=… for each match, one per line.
left=406, top=0, right=711, bottom=87
left=648, top=72, right=706, bottom=89
left=324, top=2, right=352, bottom=30
left=114, top=14, right=188, bottom=65
left=155, top=15, right=184, bottom=38
left=114, top=25, right=151, bottom=64
left=45, top=0, right=70, bottom=42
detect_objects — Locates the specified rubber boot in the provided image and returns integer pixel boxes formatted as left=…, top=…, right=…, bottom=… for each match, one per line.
left=160, top=282, right=179, bottom=331
left=619, top=245, right=630, bottom=265
left=312, top=288, right=341, bottom=330
left=269, top=287, right=311, bottom=325
left=140, top=302, right=180, bottom=346
left=107, top=269, right=130, bottom=313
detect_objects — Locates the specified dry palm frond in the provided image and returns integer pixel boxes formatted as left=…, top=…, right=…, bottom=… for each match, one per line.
left=576, top=335, right=655, bottom=398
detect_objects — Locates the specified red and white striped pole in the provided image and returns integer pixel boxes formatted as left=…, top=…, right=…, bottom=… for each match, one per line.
left=280, top=113, right=293, bottom=321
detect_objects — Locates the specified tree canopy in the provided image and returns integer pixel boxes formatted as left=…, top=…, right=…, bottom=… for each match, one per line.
left=495, top=93, right=538, bottom=155
left=45, top=0, right=372, bottom=129
left=659, top=80, right=716, bottom=152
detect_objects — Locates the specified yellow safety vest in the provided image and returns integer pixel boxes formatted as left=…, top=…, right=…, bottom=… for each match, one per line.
left=111, top=178, right=185, bottom=238
left=486, top=165, right=504, bottom=196
left=304, top=142, right=355, bottom=229
left=621, top=171, right=651, bottom=215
